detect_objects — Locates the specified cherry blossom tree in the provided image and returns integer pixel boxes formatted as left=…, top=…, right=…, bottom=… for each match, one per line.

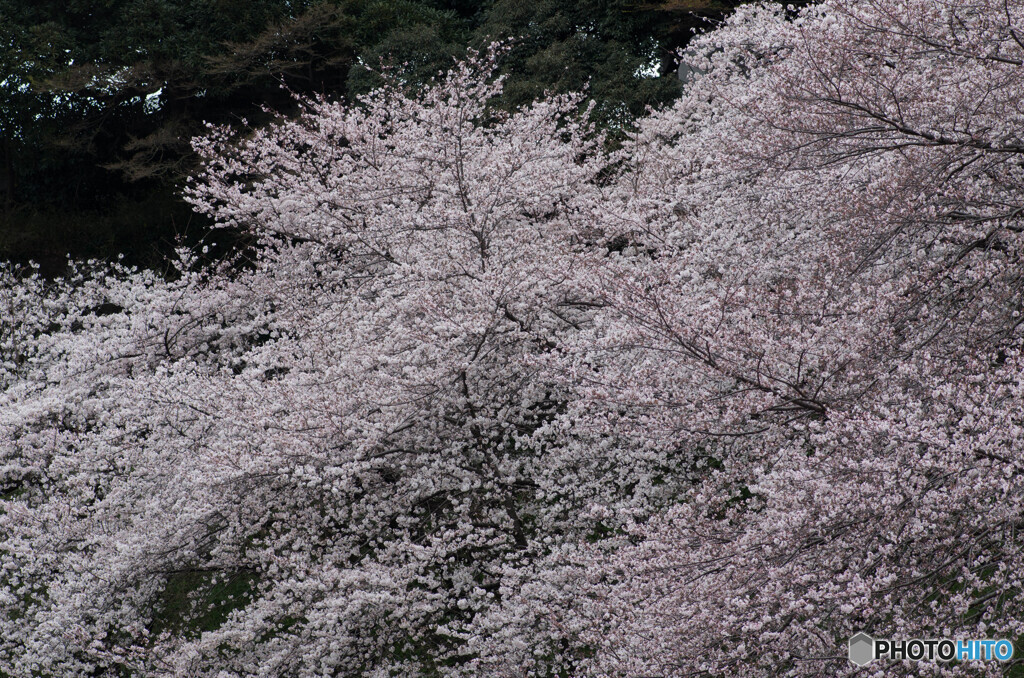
left=5, top=2, right=1024, bottom=676
left=0, top=52, right=675, bottom=676
left=465, top=1, right=1024, bottom=676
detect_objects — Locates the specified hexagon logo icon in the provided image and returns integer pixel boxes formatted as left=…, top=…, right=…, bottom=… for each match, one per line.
left=849, top=632, right=875, bottom=666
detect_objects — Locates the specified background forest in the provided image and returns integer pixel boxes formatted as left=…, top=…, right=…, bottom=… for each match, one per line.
left=0, top=0, right=739, bottom=270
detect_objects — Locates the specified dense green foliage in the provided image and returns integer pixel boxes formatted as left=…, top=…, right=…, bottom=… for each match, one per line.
left=0, top=0, right=739, bottom=270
